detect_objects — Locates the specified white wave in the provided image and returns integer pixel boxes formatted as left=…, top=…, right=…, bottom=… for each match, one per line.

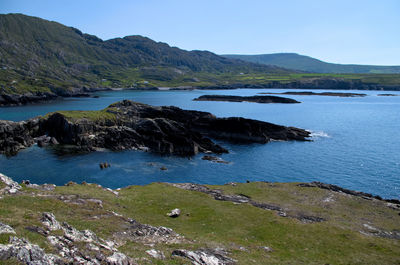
left=310, top=131, right=330, bottom=138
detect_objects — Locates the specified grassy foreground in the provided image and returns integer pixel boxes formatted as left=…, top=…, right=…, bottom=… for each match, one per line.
left=0, top=177, right=399, bottom=264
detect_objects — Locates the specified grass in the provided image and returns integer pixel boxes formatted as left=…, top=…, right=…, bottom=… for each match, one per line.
left=0, top=181, right=399, bottom=264
left=44, top=109, right=117, bottom=122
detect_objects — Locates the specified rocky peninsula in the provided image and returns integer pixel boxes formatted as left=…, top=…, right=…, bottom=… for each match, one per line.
left=0, top=173, right=399, bottom=264
left=378, top=93, right=398, bottom=96
left=0, top=87, right=110, bottom=107
left=258, top=91, right=367, bottom=97
left=0, top=100, right=310, bottom=156
left=193, top=95, right=300, bottom=104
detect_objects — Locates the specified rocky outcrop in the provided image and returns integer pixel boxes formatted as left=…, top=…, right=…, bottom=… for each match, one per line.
left=193, top=95, right=300, bottom=103
left=172, top=248, right=236, bottom=265
left=259, top=91, right=367, bottom=97
left=0, top=173, right=22, bottom=195
left=0, top=118, right=41, bottom=156
left=0, top=222, right=15, bottom=235
left=39, top=212, right=136, bottom=264
left=120, top=220, right=185, bottom=244
left=0, top=100, right=311, bottom=156
left=0, top=236, right=63, bottom=264
left=361, top=224, right=400, bottom=240
left=298, top=182, right=400, bottom=204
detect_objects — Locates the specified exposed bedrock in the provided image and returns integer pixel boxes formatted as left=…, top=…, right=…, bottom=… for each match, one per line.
left=0, top=118, right=42, bottom=155
left=0, top=100, right=311, bottom=156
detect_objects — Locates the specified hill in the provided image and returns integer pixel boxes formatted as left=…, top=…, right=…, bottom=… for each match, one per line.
left=223, top=53, right=400, bottom=74
left=1, top=13, right=400, bottom=104
left=0, top=13, right=287, bottom=95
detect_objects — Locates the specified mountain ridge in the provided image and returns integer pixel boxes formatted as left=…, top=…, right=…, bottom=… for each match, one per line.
left=0, top=13, right=288, bottom=95
left=223, top=53, right=400, bottom=74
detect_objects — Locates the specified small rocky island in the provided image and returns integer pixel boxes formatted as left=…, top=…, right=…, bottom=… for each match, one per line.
left=258, top=91, right=367, bottom=97
left=377, top=93, right=398, bottom=96
left=0, top=100, right=310, bottom=156
left=193, top=95, right=300, bottom=103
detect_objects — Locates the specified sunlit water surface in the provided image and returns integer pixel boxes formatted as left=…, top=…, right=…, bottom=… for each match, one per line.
left=1, top=89, right=399, bottom=198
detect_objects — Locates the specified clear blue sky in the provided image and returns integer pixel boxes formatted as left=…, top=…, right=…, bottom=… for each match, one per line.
left=1, top=0, right=399, bottom=65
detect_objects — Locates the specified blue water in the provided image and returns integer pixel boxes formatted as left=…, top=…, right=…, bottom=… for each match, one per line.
left=1, top=89, right=399, bottom=199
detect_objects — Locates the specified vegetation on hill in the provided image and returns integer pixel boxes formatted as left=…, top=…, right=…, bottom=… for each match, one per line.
left=223, top=53, right=400, bottom=74
left=0, top=13, right=288, bottom=95
left=1, top=14, right=400, bottom=97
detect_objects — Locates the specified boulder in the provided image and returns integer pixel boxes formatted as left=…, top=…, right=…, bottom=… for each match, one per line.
left=0, top=222, right=15, bottom=235
left=145, top=249, right=165, bottom=259
left=167, top=208, right=181, bottom=218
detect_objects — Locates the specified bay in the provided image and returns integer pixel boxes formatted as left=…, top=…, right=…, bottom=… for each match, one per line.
left=0, top=88, right=399, bottom=199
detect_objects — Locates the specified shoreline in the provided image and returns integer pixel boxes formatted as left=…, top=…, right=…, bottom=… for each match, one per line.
left=2, top=80, right=400, bottom=107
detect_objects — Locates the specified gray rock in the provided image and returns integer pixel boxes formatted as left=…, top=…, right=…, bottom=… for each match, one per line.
left=115, top=221, right=185, bottom=244
left=42, top=212, right=134, bottom=264
left=0, top=173, right=22, bottom=195
left=145, top=249, right=165, bottom=259
left=0, top=222, right=15, bottom=235
left=167, top=208, right=181, bottom=218
left=0, top=236, right=63, bottom=264
left=172, top=248, right=236, bottom=265
left=260, top=246, right=273, bottom=252
left=106, top=252, right=134, bottom=265
left=41, top=212, right=62, bottom=231
left=62, top=222, right=98, bottom=243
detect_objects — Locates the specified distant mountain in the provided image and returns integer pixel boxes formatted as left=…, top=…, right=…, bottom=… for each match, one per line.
left=0, top=13, right=288, bottom=94
left=223, top=53, right=400, bottom=74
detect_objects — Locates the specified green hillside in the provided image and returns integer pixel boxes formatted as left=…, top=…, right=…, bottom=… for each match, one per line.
left=223, top=53, right=400, bottom=74
left=0, top=13, right=287, bottom=94
left=1, top=13, right=400, bottom=97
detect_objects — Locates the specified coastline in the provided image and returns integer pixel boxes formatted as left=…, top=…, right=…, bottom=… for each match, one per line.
left=2, top=78, right=400, bottom=107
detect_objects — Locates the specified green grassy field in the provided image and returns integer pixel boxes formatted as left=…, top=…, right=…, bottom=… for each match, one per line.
left=1, top=180, right=399, bottom=264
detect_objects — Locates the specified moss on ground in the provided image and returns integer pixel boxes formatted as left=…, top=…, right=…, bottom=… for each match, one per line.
left=0, top=181, right=399, bottom=264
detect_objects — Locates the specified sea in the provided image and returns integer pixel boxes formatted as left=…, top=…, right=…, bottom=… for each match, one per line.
left=0, top=88, right=399, bottom=199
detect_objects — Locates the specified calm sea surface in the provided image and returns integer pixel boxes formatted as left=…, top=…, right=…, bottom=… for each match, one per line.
left=1, top=89, right=399, bottom=199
